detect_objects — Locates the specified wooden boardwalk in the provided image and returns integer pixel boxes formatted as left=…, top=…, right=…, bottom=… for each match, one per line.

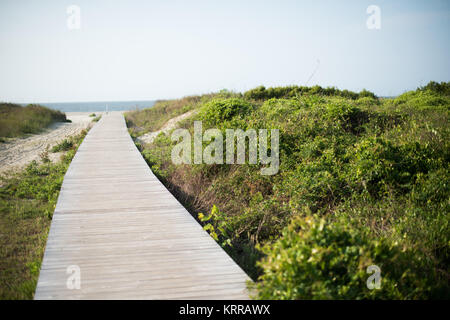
left=34, top=112, right=251, bottom=299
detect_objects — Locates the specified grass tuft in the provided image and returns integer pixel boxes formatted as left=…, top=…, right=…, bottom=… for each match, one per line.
left=0, top=103, right=67, bottom=139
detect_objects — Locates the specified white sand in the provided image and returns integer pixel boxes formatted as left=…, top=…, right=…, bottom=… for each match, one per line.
left=0, top=112, right=102, bottom=175
left=136, top=109, right=197, bottom=145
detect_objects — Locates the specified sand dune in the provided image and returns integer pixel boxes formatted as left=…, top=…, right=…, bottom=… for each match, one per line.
left=0, top=112, right=100, bottom=175
left=136, top=109, right=197, bottom=145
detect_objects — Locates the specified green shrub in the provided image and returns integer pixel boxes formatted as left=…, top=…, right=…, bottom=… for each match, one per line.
left=324, top=103, right=359, bottom=121
left=411, top=168, right=450, bottom=209
left=199, top=98, right=253, bottom=126
left=394, top=88, right=449, bottom=109
left=126, top=83, right=449, bottom=299
left=419, top=81, right=450, bottom=96
left=359, top=89, right=378, bottom=99
left=244, top=85, right=303, bottom=100
left=51, top=139, right=74, bottom=153
left=355, top=96, right=379, bottom=106
left=260, top=98, right=302, bottom=118
left=253, top=214, right=440, bottom=299
left=348, top=137, right=437, bottom=196
left=243, top=85, right=372, bottom=101
left=320, top=102, right=369, bottom=133
left=244, top=86, right=268, bottom=100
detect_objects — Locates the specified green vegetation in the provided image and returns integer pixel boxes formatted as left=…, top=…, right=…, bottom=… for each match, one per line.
left=126, top=93, right=229, bottom=138
left=0, top=129, right=87, bottom=299
left=92, top=115, right=102, bottom=122
left=89, top=113, right=96, bottom=117
left=0, top=103, right=67, bottom=139
left=243, top=85, right=377, bottom=101
left=51, top=139, right=74, bottom=153
left=125, top=82, right=449, bottom=299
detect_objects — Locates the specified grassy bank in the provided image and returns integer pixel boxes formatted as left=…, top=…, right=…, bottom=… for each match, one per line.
left=126, top=94, right=217, bottom=137
left=0, top=129, right=87, bottom=299
left=0, top=103, right=67, bottom=139
left=126, top=82, right=449, bottom=299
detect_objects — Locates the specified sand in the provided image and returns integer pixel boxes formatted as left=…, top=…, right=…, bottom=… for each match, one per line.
left=0, top=112, right=102, bottom=175
left=136, top=109, right=197, bottom=145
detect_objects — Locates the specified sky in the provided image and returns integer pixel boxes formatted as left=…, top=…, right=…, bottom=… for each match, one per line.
left=0, top=0, right=449, bottom=103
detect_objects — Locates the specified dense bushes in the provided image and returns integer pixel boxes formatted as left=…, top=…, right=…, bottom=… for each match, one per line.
left=419, top=81, right=450, bottom=96
left=347, top=137, right=439, bottom=196
left=0, top=103, right=67, bottom=139
left=254, top=214, right=442, bottom=299
left=126, top=81, right=449, bottom=299
left=199, top=98, right=253, bottom=126
left=394, top=82, right=450, bottom=110
left=244, top=85, right=377, bottom=101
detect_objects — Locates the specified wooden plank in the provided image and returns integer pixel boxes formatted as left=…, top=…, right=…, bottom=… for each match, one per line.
left=34, top=112, right=251, bottom=300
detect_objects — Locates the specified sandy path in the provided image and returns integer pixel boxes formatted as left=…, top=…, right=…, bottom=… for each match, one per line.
left=136, top=109, right=198, bottom=145
left=0, top=112, right=101, bottom=175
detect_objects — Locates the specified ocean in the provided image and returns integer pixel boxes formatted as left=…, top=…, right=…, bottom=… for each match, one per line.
left=40, top=100, right=157, bottom=113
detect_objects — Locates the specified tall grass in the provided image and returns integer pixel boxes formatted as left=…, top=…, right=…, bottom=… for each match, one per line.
left=0, top=103, right=67, bottom=139
left=125, top=92, right=232, bottom=137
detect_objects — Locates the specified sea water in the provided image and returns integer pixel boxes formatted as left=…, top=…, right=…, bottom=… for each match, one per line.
left=39, top=100, right=156, bottom=112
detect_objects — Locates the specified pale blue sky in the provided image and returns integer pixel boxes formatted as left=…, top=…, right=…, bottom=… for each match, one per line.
left=0, top=0, right=449, bottom=103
